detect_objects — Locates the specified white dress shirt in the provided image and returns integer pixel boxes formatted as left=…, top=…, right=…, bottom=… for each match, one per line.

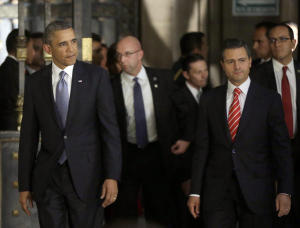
left=272, top=58, right=297, bottom=135
left=121, top=66, right=158, bottom=144
left=226, top=77, right=250, bottom=117
left=186, top=81, right=203, bottom=103
left=51, top=62, right=74, bottom=101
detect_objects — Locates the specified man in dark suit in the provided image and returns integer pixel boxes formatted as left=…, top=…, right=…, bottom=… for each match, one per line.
left=251, top=23, right=300, bottom=227
left=18, top=21, right=122, bottom=228
left=111, top=36, right=181, bottom=226
left=188, top=39, right=293, bottom=228
left=0, top=29, right=30, bottom=130
left=252, top=21, right=275, bottom=67
left=172, top=32, right=208, bottom=87
left=171, top=54, right=209, bottom=228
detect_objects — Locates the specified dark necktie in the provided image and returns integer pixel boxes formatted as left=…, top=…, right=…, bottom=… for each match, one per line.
left=282, top=66, right=293, bottom=138
left=56, top=71, right=69, bottom=164
left=228, top=88, right=241, bottom=142
left=133, top=77, right=148, bottom=148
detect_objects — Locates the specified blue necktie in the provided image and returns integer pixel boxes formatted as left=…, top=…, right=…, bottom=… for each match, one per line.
left=133, top=77, right=148, bottom=148
left=56, top=71, right=69, bottom=164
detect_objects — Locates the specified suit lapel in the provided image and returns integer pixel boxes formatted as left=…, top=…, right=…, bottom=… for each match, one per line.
left=235, top=82, right=256, bottom=140
left=217, top=85, right=232, bottom=143
left=294, top=61, right=300, bottom=117
left=183, top=85, right=198, bottom=106
left=113, top=75, right=127, bottom=135
left=267, top=60, right=277, bottom=91
left=145, top=68, right=160, bottom=118
left=41, top=64, right=62, bottom=129
left=65, top=61, right=82, bottom=130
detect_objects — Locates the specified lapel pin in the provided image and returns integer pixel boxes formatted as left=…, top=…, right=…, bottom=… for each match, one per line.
left=78, top=80, right=83, bottom=83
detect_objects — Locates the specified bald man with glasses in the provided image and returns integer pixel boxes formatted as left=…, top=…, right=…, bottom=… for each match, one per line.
left=110, top=36, right=186, bottom=226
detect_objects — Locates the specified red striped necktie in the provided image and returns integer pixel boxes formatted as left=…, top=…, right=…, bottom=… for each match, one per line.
left=228, top=88, right=242, bottom=142
left=282, top=66, right=294, bottom=138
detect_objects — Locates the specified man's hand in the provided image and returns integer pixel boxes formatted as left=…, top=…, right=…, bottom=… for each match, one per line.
left=19, top=191, right=33, bottom=216
left=100, top=179, right=118, bottom=208
left=187, top=196, right=200, bottom=219
left=171, top=140, right=191, bottom=155
left=276, top=193, right=291, bottom=217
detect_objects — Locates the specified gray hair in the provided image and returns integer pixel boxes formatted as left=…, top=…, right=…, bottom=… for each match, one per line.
left=44, top=21, right=72, bottom=44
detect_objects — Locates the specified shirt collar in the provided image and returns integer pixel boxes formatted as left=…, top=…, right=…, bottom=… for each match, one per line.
left=272, top=58, right=294, bottom=73
left=185, top=81, right=202, bottom=97
left=8, top=55, right=18, bottom=62
left=52, top=62, right=74, bottom=77
left=121, top=66, right=146, bottom=83
left=260, top=57, right=271, bottom=64
left=227, top=76, right=251, bottom=96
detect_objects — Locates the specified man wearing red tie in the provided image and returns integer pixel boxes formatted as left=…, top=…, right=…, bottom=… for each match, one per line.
left=251, top=23, right=300, bottom=227
left=188, top=39, right=293, bottom=228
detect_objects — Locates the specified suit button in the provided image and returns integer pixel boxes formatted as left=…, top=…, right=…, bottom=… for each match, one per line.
left=232, top=149, right=236, bottom=154
left=64, top=136, right=67, bottom=139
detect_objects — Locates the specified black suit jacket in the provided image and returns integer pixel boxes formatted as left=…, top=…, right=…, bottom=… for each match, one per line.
left=0, top=56, right=19, bottom=130
left=251, top=60, right=300, bottom=162
left=191, top=81, right=293, bottom=215
left=171, top=84, right=201, bottom=181
left=18, top=61, right=122, bottom=202
left=111, top=67, right=178, bottom=177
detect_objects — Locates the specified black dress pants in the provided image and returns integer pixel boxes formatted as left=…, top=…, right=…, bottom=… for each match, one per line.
left=114, top=142, right=171, bottom=226
left=36, top=162, right=103, bottom=228
left=203, top=174, right=273, bottom=228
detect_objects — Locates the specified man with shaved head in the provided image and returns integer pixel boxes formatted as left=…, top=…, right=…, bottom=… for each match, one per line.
left=111, top=36, right=181, bottom=226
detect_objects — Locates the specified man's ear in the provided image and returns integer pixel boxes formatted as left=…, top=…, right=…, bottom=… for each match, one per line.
left=182, top=71, right=190, bottom=80
left=43, top=44, right=52, bottom=55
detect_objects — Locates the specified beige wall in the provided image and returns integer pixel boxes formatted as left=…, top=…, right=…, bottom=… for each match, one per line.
left=141, top=0, right=298, bottom=76
left=141, top=0, right=207, bottom=69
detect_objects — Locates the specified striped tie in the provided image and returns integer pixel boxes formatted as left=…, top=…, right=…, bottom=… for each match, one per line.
left=228, top=88, right=241, bottom=142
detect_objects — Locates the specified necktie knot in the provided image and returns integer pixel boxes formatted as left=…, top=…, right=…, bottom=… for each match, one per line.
left=133, top=77, right=139, bottom=83
left=59, top=71, right=67, bottom=80
left=283, top=66, right=288, bottom=74
left=233, top=88, right=242, bottom=96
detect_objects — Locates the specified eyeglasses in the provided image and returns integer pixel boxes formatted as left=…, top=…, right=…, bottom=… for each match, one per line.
left=116, top=50, right=140, bottom=59
left=269, top=37, right=291, bottom=44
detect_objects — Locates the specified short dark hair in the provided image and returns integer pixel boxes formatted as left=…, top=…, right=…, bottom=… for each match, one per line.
left=180, top=32, right=205, bottom=56
left=182, top=54, right=206, bottom=71
left=221, top=39, right=251, bottom=61
left=44, top=21, right=72, bottom=44
left=6, top=29, right=30, bottom=54
left=255, top=21, right=276, bottom=31
left=267, top=23, right=294, bottom=40
left=92, top=33, right=102, bottom=43
left=30, top=32, right=44, bottom=40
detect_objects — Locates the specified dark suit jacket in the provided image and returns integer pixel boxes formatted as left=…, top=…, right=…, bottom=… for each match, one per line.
left=18, top=60, right=122, bottom=202
left=111, top=67, right=178, bottom=177
left=191, top=81, right=293, bottom=215
left=251, top=60, right=300, bottom=162
left=0, top=56, right=19, bottom=130
left=171, top=84, right=201, bottom=181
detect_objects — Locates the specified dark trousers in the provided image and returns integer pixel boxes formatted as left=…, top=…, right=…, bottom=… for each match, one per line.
left=114, top=142, right=171, bottom=226
left=203, top=174, right=273, bottom=228
left=36, top=163, right=103, bottom=228
left=172, top=183, right=202, bottom=228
